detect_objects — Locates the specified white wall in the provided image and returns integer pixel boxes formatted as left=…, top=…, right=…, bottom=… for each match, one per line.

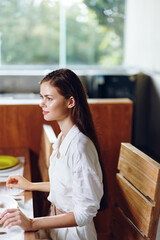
left=124, top=0, right=160, bottom=72
left=124, top=0, right=160, bottom=160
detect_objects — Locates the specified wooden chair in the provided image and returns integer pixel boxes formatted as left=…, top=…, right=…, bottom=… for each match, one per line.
left=38, top=124, right=57, bottom=215
left=38, top=124, right=57, bottom=182
left=112, top=143, right=160, bottom=240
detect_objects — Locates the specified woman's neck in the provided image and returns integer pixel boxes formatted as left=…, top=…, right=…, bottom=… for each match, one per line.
left=57, top=117, right=75, bottom=138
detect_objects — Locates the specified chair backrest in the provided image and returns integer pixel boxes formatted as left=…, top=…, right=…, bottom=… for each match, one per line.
left=112, top=143, right=160, bottom=240
left=38, top=124, right=57, bottom=182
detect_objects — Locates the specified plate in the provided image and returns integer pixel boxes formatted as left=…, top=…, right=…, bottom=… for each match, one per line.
left=0, top=195, right=18, bottom=215
left=0, top=162, right=21, bottom=174
left=0, top=156, right=18, bottom=170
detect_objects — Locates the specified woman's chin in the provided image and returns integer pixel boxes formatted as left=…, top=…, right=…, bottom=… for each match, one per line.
left=44, top=115, right=51, bottom=121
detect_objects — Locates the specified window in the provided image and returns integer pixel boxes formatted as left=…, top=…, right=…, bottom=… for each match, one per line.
left=0, top=0, right=125, bottom=68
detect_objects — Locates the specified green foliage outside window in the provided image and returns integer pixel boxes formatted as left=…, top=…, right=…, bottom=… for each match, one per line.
left=0, top=0, right=125, bottom=67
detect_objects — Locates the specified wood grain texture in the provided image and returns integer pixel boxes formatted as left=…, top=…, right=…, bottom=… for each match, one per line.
left=116, top=173, right=154, bottom=236
left=113, top=143, right=160, bottom=240
left=112, top=207, right=148, bottom=240
left=118, top=143, right=160, bottom=200
left=0, top=104, right=60, bottom=153
left=88, top=99, right=133, bottom=238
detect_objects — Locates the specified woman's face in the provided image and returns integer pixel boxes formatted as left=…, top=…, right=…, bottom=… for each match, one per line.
left=40, top=82, right=70, bottom=122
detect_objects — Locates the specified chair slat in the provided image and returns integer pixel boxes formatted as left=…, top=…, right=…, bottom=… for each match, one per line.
left=116, top=173, right=154, bottom=237
left=112, top=207, right=149, bottom=240
left=118, top=143, right=160, bottom=200
left=113, top=143, right=160, bottom=240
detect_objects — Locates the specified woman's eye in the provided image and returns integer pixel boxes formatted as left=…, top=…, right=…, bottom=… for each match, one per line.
left=47, top=97, right=53, bottom=101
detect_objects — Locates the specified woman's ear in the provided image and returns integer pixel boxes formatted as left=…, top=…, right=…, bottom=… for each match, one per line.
left=68, top=96, right=76, bottom=108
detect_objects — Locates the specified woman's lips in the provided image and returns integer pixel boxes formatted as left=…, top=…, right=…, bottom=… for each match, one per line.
left=42, top=110, right=49, bottom=115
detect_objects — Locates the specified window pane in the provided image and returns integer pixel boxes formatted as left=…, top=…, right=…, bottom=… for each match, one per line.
left=66, top=0, right=125, bottom=67
left=0, top=0, right=59, bottom=65
left=0, top=0, right=125, bottom=68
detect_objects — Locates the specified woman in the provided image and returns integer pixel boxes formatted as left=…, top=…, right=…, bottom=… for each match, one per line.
left=0, top=69, right=103, bottom=240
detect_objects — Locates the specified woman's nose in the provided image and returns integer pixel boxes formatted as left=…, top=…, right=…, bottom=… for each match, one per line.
left=39, top=99, right=45, bottom=108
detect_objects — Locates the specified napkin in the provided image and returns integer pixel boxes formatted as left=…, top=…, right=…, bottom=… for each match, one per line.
left=0, top=226, right=24, bottom=240
left=0, top=196, right=25, bottom=240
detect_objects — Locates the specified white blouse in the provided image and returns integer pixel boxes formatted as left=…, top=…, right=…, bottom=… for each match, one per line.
left=47, top=125, right=103, bottom=239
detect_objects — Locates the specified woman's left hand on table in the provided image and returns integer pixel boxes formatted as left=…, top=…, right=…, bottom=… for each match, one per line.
left=0, top=208, right=32, bottom=231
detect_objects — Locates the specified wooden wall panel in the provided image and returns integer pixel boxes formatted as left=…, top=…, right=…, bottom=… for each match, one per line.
left=88, top=99, right=133, bottom=238
left=0, top=104, right=60, bottom=153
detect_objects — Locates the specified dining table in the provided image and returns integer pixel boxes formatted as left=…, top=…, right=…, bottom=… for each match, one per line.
left=0, top=147, right=35, bottom=240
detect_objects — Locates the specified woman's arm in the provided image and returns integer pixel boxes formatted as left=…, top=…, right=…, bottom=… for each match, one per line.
left=32, top=212, right=77, bottom=230
left=0, top=209, right=77, bottom=231
left=29, top=181, right=50, bottom=192
left=6, top=174, right=50, bottom=192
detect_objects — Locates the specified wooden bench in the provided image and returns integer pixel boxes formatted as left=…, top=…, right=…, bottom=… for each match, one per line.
left=112, top=143, right=160, bottom=240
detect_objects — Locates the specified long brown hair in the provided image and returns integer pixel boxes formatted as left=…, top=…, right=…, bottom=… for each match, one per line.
left=40, top=68, right=100, bottom=156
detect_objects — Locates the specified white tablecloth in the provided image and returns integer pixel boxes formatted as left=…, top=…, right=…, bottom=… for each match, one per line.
left=0, top=156, right=30, bottom=240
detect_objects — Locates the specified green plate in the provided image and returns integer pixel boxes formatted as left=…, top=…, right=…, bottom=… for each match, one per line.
left=0, top=155, right=18, bottom=170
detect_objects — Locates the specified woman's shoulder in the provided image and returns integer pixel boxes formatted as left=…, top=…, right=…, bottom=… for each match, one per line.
left=72, top=130, right=95, bottom=151
left=68, top=131, right=98, bottom=166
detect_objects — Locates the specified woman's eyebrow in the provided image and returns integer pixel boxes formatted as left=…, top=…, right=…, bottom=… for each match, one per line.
left=45, top=94, right=54, bottom=97
left=40, top=94, right=53, bottom=97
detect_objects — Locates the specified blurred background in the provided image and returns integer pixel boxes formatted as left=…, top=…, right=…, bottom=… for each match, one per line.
left=0, top=0, right=160, bottom=162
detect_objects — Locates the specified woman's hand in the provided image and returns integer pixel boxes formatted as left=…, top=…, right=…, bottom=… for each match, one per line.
left=6, top=174, right=31, bottom=191
left=0, top=208, right=32, bottom=231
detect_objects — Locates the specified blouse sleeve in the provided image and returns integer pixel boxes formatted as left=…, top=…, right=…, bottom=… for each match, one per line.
left=72, top=149, right=103, bottom=227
